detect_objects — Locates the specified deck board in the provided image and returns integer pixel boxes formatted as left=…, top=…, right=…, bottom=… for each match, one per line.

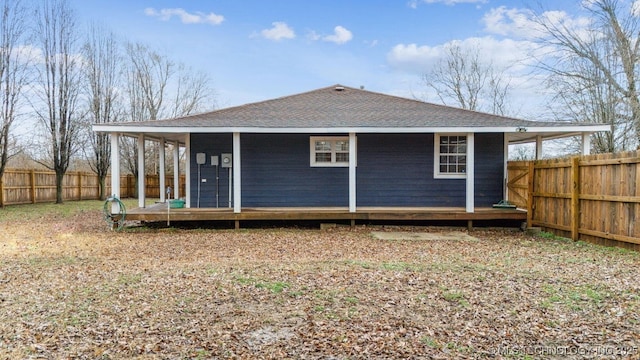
left=125, top=204, right=526, bottom=223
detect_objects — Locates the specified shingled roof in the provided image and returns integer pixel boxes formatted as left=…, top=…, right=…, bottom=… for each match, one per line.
left=93, top=84, right=609, bottom=144
left=110, top=84, right=574, bottom=129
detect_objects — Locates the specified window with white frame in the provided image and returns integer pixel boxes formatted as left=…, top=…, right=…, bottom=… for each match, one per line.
left=310, top=136, right=351, bottom=167
left=435, top=134, right=467, bottom=178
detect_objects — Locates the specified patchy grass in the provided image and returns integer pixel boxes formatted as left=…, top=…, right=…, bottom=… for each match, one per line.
left=235, top=275, right=290, bottom=293
left=0, top=201, right=639, bottom=359
left=0, top=198, right=142, bottom=222
left=441, top=289, right=470, bottom=308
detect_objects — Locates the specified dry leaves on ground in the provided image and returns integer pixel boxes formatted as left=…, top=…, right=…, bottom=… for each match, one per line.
left=0, top=208, right=639, bottom=359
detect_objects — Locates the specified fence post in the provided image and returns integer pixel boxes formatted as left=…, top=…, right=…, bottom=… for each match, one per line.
left=78, top=172, right=83, bottom=201
left=571, top=157, right=580, bottom=241
left=0, top=175, right=4, bottom=207
left=526, top=161, right=535, bottom=228
left=30, top=169, right=36, bottom=204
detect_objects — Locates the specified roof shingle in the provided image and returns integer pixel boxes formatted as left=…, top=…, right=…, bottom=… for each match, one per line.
left=113, top=84, right=578, bottom=129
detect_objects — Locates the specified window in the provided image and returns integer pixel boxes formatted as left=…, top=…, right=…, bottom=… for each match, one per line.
left=435, top=134, right=467, bottom=178
left=310, top=136, right=353, bottom=167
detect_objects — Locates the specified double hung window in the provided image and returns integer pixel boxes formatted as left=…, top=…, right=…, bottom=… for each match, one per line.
left=435, top=134, right=467, bottom=178
left=310, top=137, right=351, bottom=167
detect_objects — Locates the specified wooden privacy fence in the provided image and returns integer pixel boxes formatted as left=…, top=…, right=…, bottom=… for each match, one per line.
left=508, top=151, right=640, bottom=250
left=0, top=169, right=186, bottom=206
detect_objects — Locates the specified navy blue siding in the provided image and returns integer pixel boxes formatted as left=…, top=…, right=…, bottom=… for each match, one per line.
left=190, top=133, right=504, bottom=208
left=190, top=134, right=233, bottom=208
left=474, top=133, right=504, bottom=207
left=356, top=133, right=504, bottom=207
left=241, top=134, right=348, bottom=206
left=356, top=134, right=466, bottom=206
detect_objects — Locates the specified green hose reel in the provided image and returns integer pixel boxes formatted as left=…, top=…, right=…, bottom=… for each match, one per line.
left=103, top=196, right=126, bottom=231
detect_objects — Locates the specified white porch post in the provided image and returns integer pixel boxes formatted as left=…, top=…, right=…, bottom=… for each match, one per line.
left=581, top=132, right=591, bottom=155
left=159, top=138, right=166, bottom=203
left=233, top=132, right=241, bottom=213
left=185, top=135, right=191, bottom=208
left=349, top=132, right=357, bottom=213
left=137, top=134, right=146, bottom=208
left=535, top=135, right=543, bottom=160
left=466, top=133, right=475, bottom=213
left=503, top=133, right=509, bottom=201
left=173, top=140, right=180, bottom=199
left=110, top=133, right=120, bottom=213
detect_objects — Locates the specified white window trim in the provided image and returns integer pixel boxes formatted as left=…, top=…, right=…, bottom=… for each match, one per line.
left=434, top=133, right=468, bottom=179
left=310, top=136, right=355, bottom=167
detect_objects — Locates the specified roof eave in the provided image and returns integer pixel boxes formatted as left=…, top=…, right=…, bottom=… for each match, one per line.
left=92, top=124, right=610, bottom=135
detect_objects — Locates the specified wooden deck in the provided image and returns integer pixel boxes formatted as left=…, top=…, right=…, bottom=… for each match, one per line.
left=125, top=203, right=526, bottom=228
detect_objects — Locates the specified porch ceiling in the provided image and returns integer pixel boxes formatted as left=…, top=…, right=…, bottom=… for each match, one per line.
left=507, top=130, right=590, bottom=144
left=118, top=131, right=187, bottom=144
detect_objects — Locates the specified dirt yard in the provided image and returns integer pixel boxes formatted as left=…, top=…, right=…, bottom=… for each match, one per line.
left=0, top=201, right=639, bottom=359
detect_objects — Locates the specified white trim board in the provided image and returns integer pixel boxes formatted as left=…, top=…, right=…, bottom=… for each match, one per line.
left=93, top=124, right=609, bottom=136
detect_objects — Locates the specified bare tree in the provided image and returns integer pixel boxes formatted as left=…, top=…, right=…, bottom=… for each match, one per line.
left=126, top=42, right=172, bottom=122
left=0, top=0, right=31, bottom=207
left=120, top=42, right=173, bottom=191
left=33, top=0, right=82, bottom=203
left=120, top=42, right=215, bottom=193
left=168, top=64, right=216, bottom=119
left=124, top=42, right=215, bottom=123
left=422, top=43, right=512, bottom=115
left=532, top=0, right=640, bottom=148
left=82, top=23, right=122, bottom=200
left=548, top=52, right=633, bottom=153
left=509, top=144, right=535, bottom=161
left=487, top=70, right=512, bottom=117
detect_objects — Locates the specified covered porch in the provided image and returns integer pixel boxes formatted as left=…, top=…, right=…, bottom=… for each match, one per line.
left=93, top=85, right=610, bottom=228
left=107, top=129, right=596, bottom=217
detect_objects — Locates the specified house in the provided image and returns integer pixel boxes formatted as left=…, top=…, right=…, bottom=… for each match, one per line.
left=93, top=84, right=608, bottom=226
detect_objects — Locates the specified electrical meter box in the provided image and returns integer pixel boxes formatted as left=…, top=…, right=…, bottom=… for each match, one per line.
left=196, top=153, right=206, bottom=165
left=211, top=155, right=219, bottom=166
left=221, top=153, right=232, bottom=168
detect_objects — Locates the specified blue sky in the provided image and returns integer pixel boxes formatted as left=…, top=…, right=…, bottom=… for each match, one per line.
left=69, top=0, right=589, bottom=117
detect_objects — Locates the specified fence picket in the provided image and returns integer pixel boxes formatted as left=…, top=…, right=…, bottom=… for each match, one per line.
left=0, top=169, right=185, bottom=205
left=508, top=150, right=640, bottom=250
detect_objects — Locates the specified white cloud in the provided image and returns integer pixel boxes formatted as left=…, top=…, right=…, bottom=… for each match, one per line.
left=481, top=7, right=537, bottom=38
left=408, top=0, right=487, bottom=8
left=633, top=0, right=640, bottom=17
left=23, top=44, right=87, bottom=67
left=387, top=36, right=540, bottom=75
left=144, top=8, right=224, bottom=25
left=14, top=44, right=42, bottom=64
left=260, top=22, right=295, bottom=41
left=386, top=43, right=442, bottom=73
left=386, top=36, right=550, bottom=116
left=322, top=26, right=353, bottom=44
left=482, top=6, right=591, bottom=41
